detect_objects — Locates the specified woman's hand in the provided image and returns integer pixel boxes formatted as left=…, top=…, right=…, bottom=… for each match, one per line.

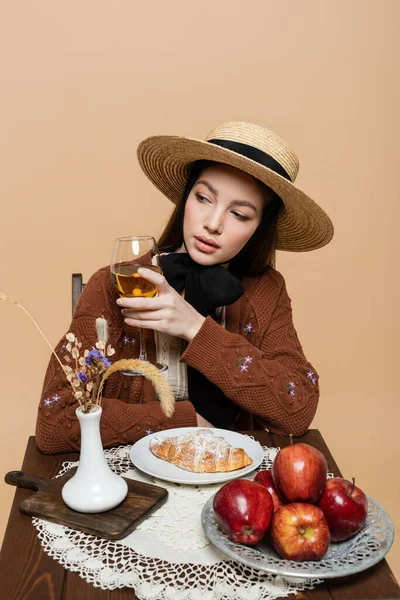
left=116, top=267, right=205, bottom=342
left=196, top=413, right=214, bottom=428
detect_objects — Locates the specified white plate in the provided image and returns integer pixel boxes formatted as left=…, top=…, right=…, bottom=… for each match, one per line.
left=130, top=427, right=263, bottom=485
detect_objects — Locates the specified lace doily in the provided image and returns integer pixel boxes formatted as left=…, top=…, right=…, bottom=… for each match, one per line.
left=32, top=443, right=324, bottom=599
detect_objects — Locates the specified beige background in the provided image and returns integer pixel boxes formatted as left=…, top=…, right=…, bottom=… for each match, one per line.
left=0, top=0, right=399, bottom=582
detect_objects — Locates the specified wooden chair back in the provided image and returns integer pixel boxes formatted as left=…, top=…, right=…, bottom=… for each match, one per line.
left=72, top=274, right=85, bottom=314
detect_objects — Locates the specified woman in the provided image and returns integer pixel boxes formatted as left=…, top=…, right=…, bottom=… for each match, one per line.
left=36, top=121, right=333, bottom=454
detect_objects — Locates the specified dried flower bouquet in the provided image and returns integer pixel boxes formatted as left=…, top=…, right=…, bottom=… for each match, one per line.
left=0, top=292, right=175, bottom=417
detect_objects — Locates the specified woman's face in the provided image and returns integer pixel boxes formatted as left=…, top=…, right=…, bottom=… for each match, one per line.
left=183, top=164, right=264, bottom=266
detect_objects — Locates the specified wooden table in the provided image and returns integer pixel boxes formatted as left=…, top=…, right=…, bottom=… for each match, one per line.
left=1, top=430, right=399, bottom=600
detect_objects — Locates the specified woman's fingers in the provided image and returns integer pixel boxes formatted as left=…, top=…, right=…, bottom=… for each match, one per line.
left=124, top=317, right=161, bottom=329
left=138, top=267, right=170, bottom=294
left=115, top=267, right=205, bottom=341
left=124, top=312, right=169, bottom=331
left=118, top=297, right=166, bottom=311
left=122, top=308, right=165, bottom=321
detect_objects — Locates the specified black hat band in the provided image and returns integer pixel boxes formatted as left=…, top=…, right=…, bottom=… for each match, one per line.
left=208, top=139, right=291, bottom=181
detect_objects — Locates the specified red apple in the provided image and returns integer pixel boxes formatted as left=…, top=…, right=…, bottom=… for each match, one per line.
left=272, top=443, right=327, bottom=503
left=270, top=502, right=330, bottom=561
left=254, top=470, right=284, bottom=512
left=318, top=477, right=368, bottom=542
left=213, top=479, right=274, bottom=545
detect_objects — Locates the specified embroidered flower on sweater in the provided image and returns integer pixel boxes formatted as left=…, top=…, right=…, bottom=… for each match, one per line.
left=237, top=355, right=252, bottom=373
left=123, top=335, right=136, bottom=349
left=243, top=323, right=253, bottom=336
left=43, top=394, right=60, bottom=408
left=307, top=370, right=317, bottom=384
left=286, top=381, right=296, bottom=396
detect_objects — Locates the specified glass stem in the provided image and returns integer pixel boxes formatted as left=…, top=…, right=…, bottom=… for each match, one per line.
left=138, top=327, right=148, bottom=362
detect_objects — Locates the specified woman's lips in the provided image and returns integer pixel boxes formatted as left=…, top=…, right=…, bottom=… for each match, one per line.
left=194, top=236, right=220, bottom=254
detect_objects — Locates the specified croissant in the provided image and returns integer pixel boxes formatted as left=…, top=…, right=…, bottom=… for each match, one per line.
left=149, top=429, right=253, bottom=473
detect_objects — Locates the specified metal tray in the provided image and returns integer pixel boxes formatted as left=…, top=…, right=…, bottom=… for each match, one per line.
left=201, top=495, right=394, bottom=579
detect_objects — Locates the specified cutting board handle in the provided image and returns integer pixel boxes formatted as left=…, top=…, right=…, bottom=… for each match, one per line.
left=4, top=471, right=51, bottom=492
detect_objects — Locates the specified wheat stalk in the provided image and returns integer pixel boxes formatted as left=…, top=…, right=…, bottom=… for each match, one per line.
left=97, top=359, right=175, bottom=418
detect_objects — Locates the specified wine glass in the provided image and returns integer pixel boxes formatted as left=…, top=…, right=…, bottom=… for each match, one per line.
left=111, top=236, right=167, bottom=375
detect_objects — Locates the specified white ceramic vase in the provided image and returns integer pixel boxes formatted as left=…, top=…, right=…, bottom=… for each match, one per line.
left=61, top=405, right=128, bottom=513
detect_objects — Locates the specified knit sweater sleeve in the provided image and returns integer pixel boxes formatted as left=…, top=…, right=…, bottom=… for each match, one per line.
left=35, top=268, right=197, bottom=455
left=180, top=270, right=319, bottom=436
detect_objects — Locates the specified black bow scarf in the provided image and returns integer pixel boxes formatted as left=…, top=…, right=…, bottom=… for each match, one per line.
left=160, top=252, right=244, bottom=428
left=161, top=252, right=244, bottom=316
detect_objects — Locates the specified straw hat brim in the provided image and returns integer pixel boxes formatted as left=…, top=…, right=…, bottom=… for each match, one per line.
left=137, top=135, right=334, bottom=252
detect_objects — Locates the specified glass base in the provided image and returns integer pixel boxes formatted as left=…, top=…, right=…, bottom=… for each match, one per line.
left=120, top=361, right=168, bottom=376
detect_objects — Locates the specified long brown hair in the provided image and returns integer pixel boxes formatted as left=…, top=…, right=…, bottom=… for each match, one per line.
left=157, top=161, right=284, bottom=277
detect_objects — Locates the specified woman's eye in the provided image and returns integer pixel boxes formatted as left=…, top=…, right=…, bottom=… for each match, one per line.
left=232, top=211, right=250, bottom=221
left=195, top=193, right=210, bottom=203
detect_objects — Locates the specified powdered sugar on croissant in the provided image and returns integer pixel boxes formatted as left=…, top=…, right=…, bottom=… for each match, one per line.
left=149, top=429, right=253, bottom=473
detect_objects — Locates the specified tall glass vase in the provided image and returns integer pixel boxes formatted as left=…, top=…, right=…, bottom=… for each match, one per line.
left=61, top=405, right=128, bottom=513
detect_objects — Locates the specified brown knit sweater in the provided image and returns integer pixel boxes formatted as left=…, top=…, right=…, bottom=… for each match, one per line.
left=36, top=265, right=319, bottom=454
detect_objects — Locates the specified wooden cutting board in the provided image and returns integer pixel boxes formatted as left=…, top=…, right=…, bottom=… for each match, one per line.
left=5, top=469, right=168, bottom=540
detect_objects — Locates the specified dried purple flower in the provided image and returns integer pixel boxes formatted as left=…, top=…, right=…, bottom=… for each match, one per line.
left=86, top=348, right=112, bottom=369
left=86, top=349, right=102, bottom=364
left=102, top=356, right=111, bottom=368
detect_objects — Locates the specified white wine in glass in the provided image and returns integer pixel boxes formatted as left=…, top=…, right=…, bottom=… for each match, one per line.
left=111, top=264, right=162, bottom=298
left=111, top=236, right=167, bottom=374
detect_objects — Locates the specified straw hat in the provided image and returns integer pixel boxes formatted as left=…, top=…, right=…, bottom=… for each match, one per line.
left=137, top=121, right=334, bottom=252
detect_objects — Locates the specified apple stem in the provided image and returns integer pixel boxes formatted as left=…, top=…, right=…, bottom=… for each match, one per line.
left=351, top=477, right=355, bottom=495
left=289, top=434, right=293, bottom=445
